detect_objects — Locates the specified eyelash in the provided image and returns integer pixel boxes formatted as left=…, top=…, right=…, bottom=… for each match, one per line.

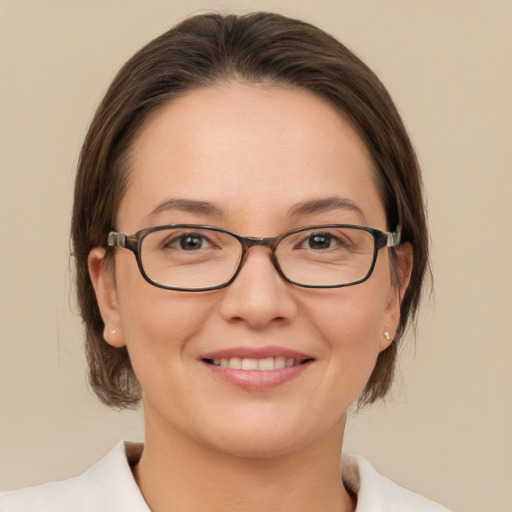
left=164, top=232, right=216, bottom=250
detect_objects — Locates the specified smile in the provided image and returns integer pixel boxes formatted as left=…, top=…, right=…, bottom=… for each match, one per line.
left=200, top=347, right=314, bottom=391
left=205, top=356, right=304, bottom=370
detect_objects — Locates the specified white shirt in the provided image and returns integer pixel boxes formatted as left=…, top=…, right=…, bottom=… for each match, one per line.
left=0, top=441, right=452, bottom=511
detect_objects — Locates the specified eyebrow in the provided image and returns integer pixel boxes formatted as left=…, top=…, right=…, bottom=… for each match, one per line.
left=287, top=197, right=367, bottom=223
left=144, top=196, right=366, bottom=224
left=144, top=198, right=223, bottom=221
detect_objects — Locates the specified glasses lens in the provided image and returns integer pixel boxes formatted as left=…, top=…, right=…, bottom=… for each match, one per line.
left=276, top=226, right=376, bottom=286
left=140, top=227, right=242, bottom=290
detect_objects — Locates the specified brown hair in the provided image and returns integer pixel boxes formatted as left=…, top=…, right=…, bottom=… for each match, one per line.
left=71, top=12, right=429, bottom=409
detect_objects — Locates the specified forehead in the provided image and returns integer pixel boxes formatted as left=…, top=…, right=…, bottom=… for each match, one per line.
left=119, top=82, right=385, bottom=232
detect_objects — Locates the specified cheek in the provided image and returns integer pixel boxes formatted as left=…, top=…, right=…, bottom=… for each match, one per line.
left=302, top=277, right=392, bottom=398
left=114, top=256, right=218, bottom=366
left=117, top=289, right=221, bottom=415
left=120, top=291, right=216, bottom=349
left=306, top=278, right=390, bottom=351
left=313, top=294, right=385, bottom=364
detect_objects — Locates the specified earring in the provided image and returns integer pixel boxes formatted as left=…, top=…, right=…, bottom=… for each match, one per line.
left=383, top=330, right=391, bottom=341
left=110, top=329, right=117, bottom=335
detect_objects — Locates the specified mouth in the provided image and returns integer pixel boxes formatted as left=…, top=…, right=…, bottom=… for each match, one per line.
left=202, top=356, right=313, bottom=370
left=200, top=347, right=315, bottom=391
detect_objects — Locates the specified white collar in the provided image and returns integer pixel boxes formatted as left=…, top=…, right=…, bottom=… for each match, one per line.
left=0, top=441, right=450, bottom=511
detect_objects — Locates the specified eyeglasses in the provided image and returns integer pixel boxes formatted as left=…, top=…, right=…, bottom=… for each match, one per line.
left=107, top=224, right=401, bottom=292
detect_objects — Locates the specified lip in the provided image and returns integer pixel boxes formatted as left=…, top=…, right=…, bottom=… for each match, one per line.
left=200, top=346, right=313, bottom=361
left=200, top=346, right=315, bottom=392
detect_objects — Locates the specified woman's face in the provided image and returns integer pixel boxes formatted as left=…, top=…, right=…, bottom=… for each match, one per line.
left=90, top=82, right=409, bottom=457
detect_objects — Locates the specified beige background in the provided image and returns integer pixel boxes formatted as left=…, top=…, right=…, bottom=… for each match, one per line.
left=1, top=1, right=511, bottom=511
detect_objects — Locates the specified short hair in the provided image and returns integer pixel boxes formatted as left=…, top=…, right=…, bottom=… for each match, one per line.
left=71, top=12, right=429, bottom=409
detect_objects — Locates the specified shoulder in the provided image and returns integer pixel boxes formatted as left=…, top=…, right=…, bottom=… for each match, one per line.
left=0, top=441, right=149, bottom=512
left=342, top=453, right=453, bottom=511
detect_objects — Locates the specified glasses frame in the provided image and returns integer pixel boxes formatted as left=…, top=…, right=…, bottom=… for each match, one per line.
left=107, top=224, right=401, bottom=292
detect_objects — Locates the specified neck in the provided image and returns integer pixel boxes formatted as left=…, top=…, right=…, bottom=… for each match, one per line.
left=133, top=407, right=356, bottom=512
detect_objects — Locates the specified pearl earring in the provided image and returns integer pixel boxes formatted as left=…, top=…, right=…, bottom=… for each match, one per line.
left=110, top=329, right=117, bottom=335
left=383, top=330, right=391, bottom=341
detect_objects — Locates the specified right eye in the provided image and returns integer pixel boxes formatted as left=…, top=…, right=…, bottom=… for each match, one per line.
left=166, top=232, right=213, bottom=251
left=302, top=232, right=338, bottom=250
left=297, top=231, right=350, bottom=251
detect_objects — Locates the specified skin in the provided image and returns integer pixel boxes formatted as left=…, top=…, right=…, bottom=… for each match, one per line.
left=89, top=82, right=412, bottom=511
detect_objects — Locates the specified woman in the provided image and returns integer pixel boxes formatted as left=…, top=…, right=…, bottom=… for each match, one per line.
left=0, top=12, right=451, bottom=511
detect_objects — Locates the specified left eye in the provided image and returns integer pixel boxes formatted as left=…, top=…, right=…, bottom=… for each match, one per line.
left=301, top=232, right=341, bottom=250
left=168, top=233, right=213, bottom=251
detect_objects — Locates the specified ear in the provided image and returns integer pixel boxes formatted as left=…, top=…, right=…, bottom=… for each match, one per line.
left=88, top=247, right=126, bottom=348
left=381, top=242, right=413, bottom=350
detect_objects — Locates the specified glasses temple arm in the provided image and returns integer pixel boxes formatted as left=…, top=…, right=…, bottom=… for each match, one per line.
left=386, top=226, right=401, bottom=247
left=107, top=231, right=127, bottom=248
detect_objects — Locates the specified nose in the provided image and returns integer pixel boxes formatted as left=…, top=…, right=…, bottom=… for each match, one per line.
left=218, top=247, right=298, bottom=329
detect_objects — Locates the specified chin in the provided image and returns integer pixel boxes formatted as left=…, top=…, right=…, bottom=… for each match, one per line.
left=208, top=429, right=307, bottom=460
left=196, top=410, right=335, bottom=461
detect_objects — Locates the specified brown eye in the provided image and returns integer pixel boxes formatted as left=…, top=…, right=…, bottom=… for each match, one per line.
left=303, top=232, right=339, bottom=250
left=166, top=233, right=213, bottom=251
left=181, top=234, right=205, bottom=250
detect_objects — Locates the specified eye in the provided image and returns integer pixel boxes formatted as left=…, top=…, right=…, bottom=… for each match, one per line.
left=168, top=232, right=213, bottom=251
left=302, top=232, right=341, bottom=250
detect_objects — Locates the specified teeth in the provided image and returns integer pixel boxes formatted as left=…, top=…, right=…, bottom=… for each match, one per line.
left=242, top=358, right=258, bottom=370
left=258, top=357, right=274, bottom=370
left=274, top=357, right=286, bottom=369
left=211, top=356, right=301, bottom=370
left=228, top=357, right=241, bottom=369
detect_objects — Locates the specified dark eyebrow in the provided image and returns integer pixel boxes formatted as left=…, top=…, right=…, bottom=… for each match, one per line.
left=144, top=196, right=366, bottom=224
left=144, top=198, right=223, bottom=221
left=287, top=197, right=367, bottom=223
